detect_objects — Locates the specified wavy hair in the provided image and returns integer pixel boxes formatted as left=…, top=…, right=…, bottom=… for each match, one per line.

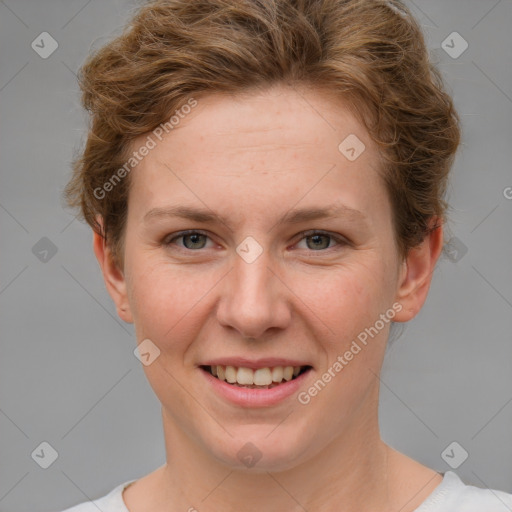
left=63, top=0, right=461, bottom=268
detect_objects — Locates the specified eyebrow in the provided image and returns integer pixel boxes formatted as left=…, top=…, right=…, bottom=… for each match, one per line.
left=143, top=203, right=368, bottom=229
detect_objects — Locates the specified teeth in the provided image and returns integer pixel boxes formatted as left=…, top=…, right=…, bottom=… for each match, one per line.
left=253, top=368, right=272, bottom=386
left=237, top=367, right=254, bottom=385
left=209, top=365, right=306, bottom=386
left=225, top=366, right=237, bottom=383
left=272, top=366, right=283, bottom=382
left=283, top=366, right=294, bottom=381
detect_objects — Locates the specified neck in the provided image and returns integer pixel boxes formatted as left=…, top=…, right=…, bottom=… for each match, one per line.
left=156, top=388, right=394, bottom=512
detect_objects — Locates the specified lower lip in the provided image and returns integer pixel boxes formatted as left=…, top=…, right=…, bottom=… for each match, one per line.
left=200, top=368, right=312, bottom=407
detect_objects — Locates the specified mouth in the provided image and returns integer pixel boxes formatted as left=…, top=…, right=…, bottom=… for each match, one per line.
left=200, top=364, right=313, bottom=389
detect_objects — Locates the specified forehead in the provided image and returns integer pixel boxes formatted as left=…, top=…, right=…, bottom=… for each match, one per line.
left=126, top=84, right=389, bottom=225
left=167, top=85, right=369, bottom=159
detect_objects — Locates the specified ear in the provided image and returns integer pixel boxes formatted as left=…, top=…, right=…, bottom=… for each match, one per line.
left=393, top=217, right=444, bottom=322
left=92, top=215, right=133, bottom=324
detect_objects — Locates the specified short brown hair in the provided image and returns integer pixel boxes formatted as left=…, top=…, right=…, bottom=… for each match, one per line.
left=63, top=0, right=461, bottom=269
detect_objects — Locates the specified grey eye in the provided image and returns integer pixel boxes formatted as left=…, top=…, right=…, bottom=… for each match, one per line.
left=181, top=233, right=208, bottom=250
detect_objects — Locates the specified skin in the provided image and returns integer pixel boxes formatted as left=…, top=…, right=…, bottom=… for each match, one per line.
left=93, top=83, right=444, bottom=512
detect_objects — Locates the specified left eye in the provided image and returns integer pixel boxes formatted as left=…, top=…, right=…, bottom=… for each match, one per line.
left=295, top=230, right=345, bottom=251
left=163, top=230, right=346, bottom=251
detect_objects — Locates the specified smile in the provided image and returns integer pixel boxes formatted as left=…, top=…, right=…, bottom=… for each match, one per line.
left=201, top=364, right=312, bottom=389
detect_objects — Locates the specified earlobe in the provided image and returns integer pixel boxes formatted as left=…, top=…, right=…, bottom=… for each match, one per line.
left=393, top=219, right=444, bottom=323
left=92, top=217, right=134, bottom=324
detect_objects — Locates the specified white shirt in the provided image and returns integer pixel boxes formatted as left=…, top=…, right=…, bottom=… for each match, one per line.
left=59, top=471, right=512, bottom=511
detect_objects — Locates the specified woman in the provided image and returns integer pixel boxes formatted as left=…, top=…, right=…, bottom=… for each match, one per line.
left=61, top=0, right=512, bottom=510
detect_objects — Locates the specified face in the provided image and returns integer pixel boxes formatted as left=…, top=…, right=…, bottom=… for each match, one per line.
left=95, top=84, right=439, bottom=472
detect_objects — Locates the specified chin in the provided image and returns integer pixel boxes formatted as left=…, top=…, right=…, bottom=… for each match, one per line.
left=208, top=428, right=310, bottom=473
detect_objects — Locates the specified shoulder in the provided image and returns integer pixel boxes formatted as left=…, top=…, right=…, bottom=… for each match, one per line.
left=58, top=480, right=136, bottom=512
left=415, top=471, right=512, bottom=512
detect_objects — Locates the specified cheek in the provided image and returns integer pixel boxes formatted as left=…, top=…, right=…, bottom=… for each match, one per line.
left=293, top=259, right=392, bottom=337
left=127, top=260, right=213, bottom=407
left=294, top=266, right=392, bottom=422
left=127, top=256, right=220, bottom=347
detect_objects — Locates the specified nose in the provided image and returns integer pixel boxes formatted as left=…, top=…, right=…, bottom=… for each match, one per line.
left=216, top=250, right=291, bottom=340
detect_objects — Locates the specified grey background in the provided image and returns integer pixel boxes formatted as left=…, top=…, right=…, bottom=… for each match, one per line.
left=1, top=1, right=511, bottom=510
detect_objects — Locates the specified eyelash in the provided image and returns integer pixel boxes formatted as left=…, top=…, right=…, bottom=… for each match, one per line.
left=163, top=229, right=348, bottom=252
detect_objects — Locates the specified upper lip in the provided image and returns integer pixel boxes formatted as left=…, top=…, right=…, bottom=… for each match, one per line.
left=200, top=357, right=312, bottom=370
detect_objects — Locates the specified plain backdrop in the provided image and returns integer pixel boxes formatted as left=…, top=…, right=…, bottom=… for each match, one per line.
left=0, top=1, right=511, bottom=511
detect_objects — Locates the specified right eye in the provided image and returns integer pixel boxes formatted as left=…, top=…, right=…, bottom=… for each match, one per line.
left=163, top=230, right=214, bottom=251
